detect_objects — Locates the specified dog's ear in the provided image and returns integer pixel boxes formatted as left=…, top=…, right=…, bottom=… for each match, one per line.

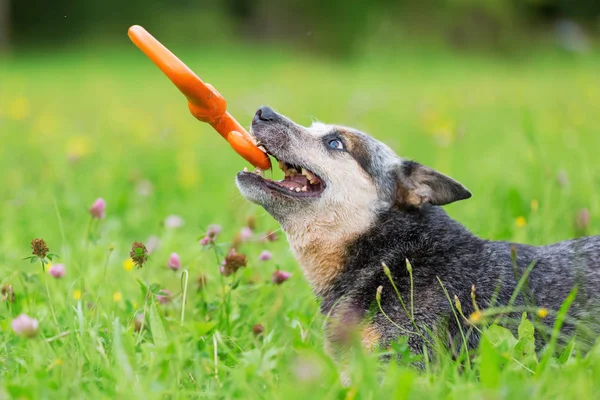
left=394, top=161, right=471, bottom=207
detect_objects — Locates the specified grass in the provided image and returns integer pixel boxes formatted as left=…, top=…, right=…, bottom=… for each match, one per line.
left=1, top=43, right=600, bottom=398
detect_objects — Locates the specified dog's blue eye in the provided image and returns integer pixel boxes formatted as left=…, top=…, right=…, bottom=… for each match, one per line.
left=328, top=139, right=344, bottom=150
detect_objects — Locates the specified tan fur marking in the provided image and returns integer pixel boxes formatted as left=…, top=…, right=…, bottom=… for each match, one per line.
left=342, top=131, right=366, bottom=155
left=285, top=211, right=370, bottom=294
left=360, top=324, right=381, bottom=352
left=396, top=180, right=426, bottom=208
left=290, top=235, right=346, bottom=293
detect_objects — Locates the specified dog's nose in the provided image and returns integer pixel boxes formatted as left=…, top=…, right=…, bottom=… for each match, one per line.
left=254, top=106, right=277, bottom=122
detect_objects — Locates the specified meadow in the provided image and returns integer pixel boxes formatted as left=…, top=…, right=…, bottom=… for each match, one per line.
left=1, top=43, right=600, bottom=398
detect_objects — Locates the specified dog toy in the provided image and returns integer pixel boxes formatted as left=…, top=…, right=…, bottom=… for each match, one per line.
left=128, top=25, right=271, bottom=170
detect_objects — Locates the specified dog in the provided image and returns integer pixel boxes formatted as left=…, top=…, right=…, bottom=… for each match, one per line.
left=236, top=106, right=600, bottom=360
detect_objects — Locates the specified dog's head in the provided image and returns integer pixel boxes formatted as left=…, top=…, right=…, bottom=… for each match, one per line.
left=236, top=106, right=471, bottom=235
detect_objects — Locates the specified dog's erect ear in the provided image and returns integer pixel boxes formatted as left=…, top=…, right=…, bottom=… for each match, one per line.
left=394, top=161, right=471, bottom=207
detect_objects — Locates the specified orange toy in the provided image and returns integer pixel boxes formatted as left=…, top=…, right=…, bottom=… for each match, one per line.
left=128, top=25, right=271, bottom=170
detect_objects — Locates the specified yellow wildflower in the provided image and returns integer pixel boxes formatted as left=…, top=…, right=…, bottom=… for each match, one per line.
left=113, top=292, right=122, bottom=302
left=66, top=136, right=91, bottom=159
left=46, top=359, right=63, bottom=372
left=516, top=216, right=527, bottom=228
left=123, top=258, right=135, bottom=271
left=73, top=290, right=82, bottom=300
left=344, top=386, right=358, bottom=400
left=8, top=97, right=31, bottom=120
left=177, top=150, right=200, bottom=189
left=530, top=199, right=539, bottom=212
left=469, top=310, right=483, bottom=324
left=537, top=308, right=549, bottom=319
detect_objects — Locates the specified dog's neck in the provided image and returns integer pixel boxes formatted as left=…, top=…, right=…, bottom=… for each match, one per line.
left=318, top=205, right=481, bottom=311
left=282, top=205, right=380, bottom=297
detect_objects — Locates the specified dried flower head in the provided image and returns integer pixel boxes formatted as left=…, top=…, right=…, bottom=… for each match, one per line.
left=271, top=270, right=291, bottom=285
left=246, top=216, right=256, bottom=231
left=130, top=241, right=148, bottom=268
left=31, top=238, right=49, bottom=259
left=221, top=248, right=247, bottom=276
left=1, top=284, right=15, bottom=303
left=263, top=230, right=278, bottom=242
left=196, top=274, right=207, bottom=290
left=252, top=323, right=264, bottom=336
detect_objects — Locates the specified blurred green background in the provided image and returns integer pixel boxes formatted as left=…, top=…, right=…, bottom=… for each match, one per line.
left=1, top=1, right=600, bottom=398
left=2, top=0, right=600, bottom=54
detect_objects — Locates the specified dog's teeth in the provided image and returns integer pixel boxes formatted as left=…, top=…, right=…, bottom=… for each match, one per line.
left=253, top=168, right=264, bottom=177
left=302, top=168, right=314, bottom=182
left=258, top=145, right=267, bottom=152
left=289, top=187, right=294, bottom=191
left=301, top=186, right=307, bottom=192
left=295, top=187, right=301, bottom=192
left=243, top=167, right=248, bottom=172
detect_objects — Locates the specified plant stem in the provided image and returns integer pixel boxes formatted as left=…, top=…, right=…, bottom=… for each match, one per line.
left=212, top=245, right=230, bottom=331
left=82, top=217, right=94, bottom=297
left=180, top=270, right=189, bottom=326
left=94, top=248, right=113, bottom=322
left=42, top=261, right=59, bottom=327
left=18, top=273, right=32, bottom=313
left=135, top=266, right=150, bottom=345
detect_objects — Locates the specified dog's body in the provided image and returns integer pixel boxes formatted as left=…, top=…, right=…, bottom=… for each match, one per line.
left=237, top=106, right=600, bottom=357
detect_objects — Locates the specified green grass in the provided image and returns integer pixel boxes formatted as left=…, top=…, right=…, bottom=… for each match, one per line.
left=1, top=44, right=600, bottom=398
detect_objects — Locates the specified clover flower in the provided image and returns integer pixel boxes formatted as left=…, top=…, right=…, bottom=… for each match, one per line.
left=12, top=314, right=39, bottom=338
left=89, top=198, right=106, bottom=219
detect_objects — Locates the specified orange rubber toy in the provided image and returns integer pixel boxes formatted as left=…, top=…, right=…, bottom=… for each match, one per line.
left=128, top=25, right=271, bottom=170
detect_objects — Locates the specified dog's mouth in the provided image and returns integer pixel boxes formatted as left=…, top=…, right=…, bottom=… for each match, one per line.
left=240, top=153, right=325, bottom=198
